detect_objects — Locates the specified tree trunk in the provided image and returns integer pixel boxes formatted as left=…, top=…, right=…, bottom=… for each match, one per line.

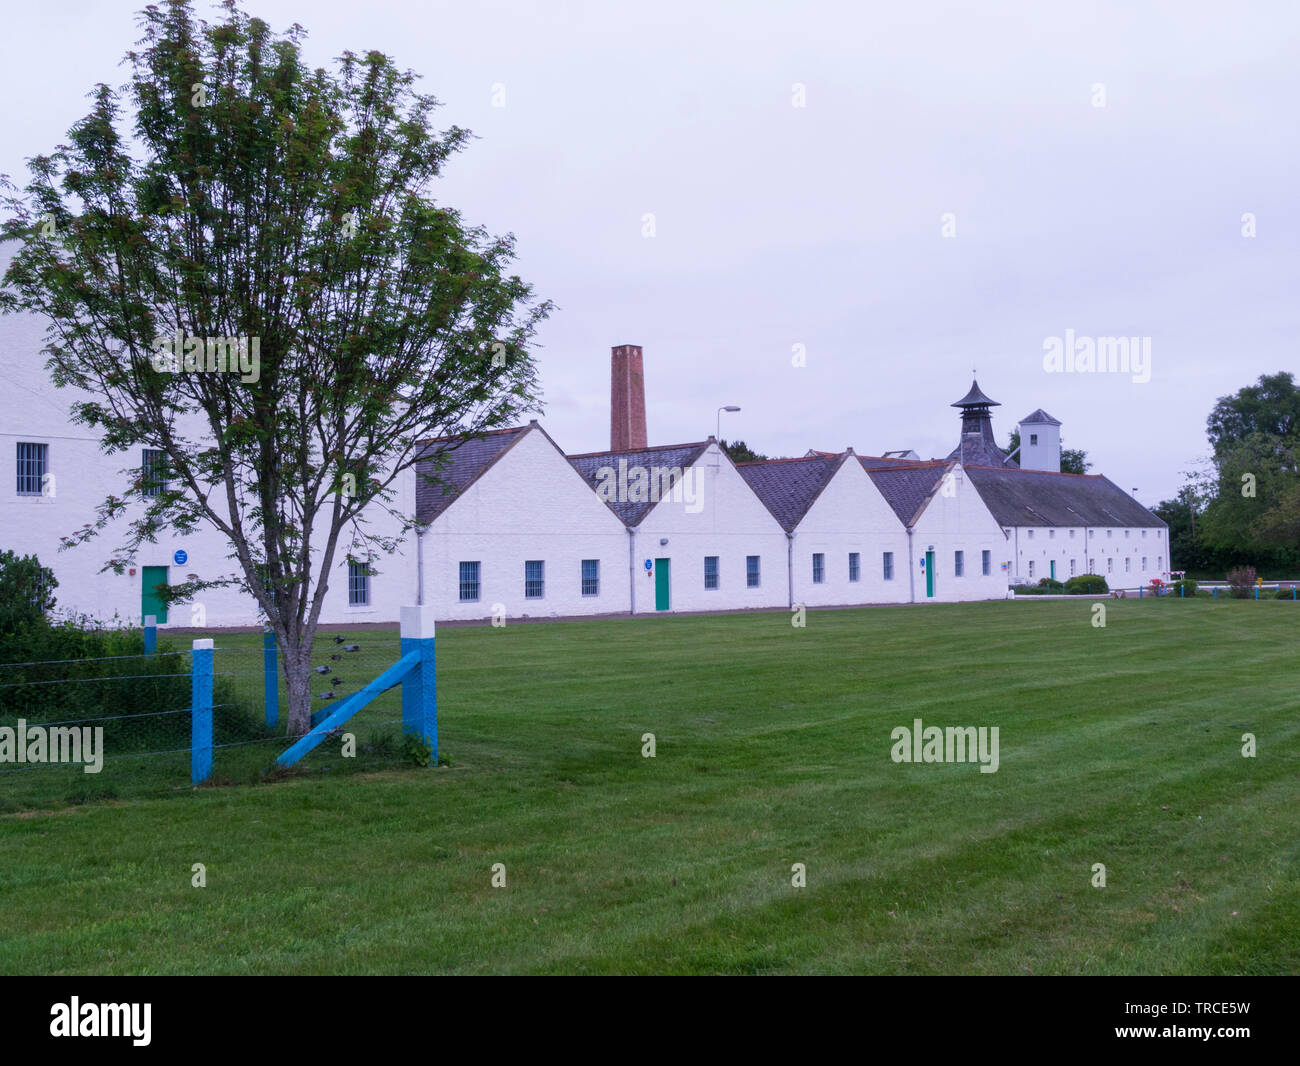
left=282, top=639, right=315, bottom=735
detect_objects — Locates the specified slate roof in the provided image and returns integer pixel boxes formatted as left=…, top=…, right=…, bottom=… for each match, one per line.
left=415, top=425, right=529, bottom=523
left=736, top=454, right=842, bottom=532
left=1019, top=408, right=1061, bottom=426
left=568, top=440, right=712, bottom=526
left=864, top=460, right=953, bottom=526
left=948, top=436, right=1016, bottom=468
left=964, top=465, right=1166, bottom=528
left=951, top=379, right=1000, bottom=408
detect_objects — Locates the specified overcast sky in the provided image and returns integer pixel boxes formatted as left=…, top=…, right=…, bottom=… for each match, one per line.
left=4, top=0, right=1297, bottom=503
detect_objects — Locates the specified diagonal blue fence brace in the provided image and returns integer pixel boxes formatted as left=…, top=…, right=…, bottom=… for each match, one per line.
left=192, top=638, right=213, bottom=785
left=276, top=605, right=437, bottom=769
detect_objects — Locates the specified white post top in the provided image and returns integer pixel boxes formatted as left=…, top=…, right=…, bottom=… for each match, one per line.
left=144, top=614, right=157, bottom=627
left=400, top=604, right=437, bottom=640
left=192, top=638, right=214, bottom=650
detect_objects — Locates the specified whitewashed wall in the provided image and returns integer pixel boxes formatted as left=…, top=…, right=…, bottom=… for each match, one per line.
left=631, top=443, right=788, bottom=614
left=420, top=426, right=631, bottom=621
left=790, top=458, right=910, bottom=607
left=911, top=465, right=1010, bottom=603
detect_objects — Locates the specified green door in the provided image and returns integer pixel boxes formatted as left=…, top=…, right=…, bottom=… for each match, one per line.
left=925, top=551, right=935, bottom=598
left=654, top=558, right=670, bottom=611
left=141, top=566, right=169, bottom=624
left=1050, top=560, right=1056, bottom=582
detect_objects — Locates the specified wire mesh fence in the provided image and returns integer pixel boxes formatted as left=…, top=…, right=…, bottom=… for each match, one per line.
left=0, top=629, right=419, bottom=811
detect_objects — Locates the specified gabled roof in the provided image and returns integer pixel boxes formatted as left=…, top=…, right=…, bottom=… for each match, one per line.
left=863, top=460, right=953, bottom=527
left=736, top=454, right=844, bottom=532
left=951, top=379, right=1000, bottom=408
left=1019, top=408, right=1061, bottom=426
left=964, top=466, right=1166, bottom=528
left=568, top=440, right=711, bottom=526
left=415, top=425, right=530, bottom=523
left=948, top=436, right=1016, bottom=468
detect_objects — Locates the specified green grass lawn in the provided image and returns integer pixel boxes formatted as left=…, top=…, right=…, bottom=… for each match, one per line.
left=2, top=598, right=1297, bottom=975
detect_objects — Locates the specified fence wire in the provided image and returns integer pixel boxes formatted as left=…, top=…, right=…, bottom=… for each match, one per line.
left=0, top=632, right=418, bottom=811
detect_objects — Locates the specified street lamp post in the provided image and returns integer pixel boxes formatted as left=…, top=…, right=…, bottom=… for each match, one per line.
left=717, top=405, right=741, bottom=444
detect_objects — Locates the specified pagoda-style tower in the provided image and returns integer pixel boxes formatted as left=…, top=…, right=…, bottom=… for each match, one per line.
left=946, top=379, right=1014, bottom=467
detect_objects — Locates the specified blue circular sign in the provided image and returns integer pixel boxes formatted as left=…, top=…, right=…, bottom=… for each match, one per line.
left=644, top=559, right=653, bottom=570
left=173, top=549, right=188, bottom=566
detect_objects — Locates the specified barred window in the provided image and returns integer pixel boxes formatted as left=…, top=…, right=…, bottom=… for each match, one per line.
left=581, top=559, right=599, bottom=597
left=883, top=552, right=894, bottom=581
left=459, top=561, right=480, bottom=602
left=812, top=553, right=824, bottom=584
left=746, top=555, right=760, bottom=588
left=954, top=550, right=964, bottom=577
left=849, top=552, right=860, bottom=582
left=704, top=556, right=719, bottom=590
left=1069, top=558, right=1077, bottom=577
left=525, top=560, right=544, bottom=599
left=1107, top=557, right=1114, bottom=574
left=982, top=550, right=991, bottom=576
left=16, top=442, right=47, bottom=496
left=348, top=562, right=370, bottom=606
left=1141, top=557, right=1147, bottom=570
left=1029, top=560, right=1035, bottom=579
left=1125, top=557, right=1131, bottom=573
left=141, top=448, right=167, bottom=498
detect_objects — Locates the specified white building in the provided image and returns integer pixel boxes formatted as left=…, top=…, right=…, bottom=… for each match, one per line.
left=1, top=293, right=1169, bottom=627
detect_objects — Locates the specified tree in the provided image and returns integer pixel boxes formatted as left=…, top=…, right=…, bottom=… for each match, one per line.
left=0, top=550, right=58, bottom=637
left=1206, top=371, right=1300, bottom=457
left=0, top=0, right=550, bottom=732
left=1005, top=430, right=1091, bottom=475
left=720, top=439, right=769, bottom=463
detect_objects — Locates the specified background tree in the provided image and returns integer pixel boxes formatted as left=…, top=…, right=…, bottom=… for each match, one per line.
left=0, top=0, right=551, bottom=732
left=720, top=439, right=769, bottom=463
left=1005, top=430, right=1091, bottom=475
left=1206, top=371, right=1300, bottom=456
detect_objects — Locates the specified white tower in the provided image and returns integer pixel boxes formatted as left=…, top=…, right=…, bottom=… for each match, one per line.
left=1018, top=410, right=1061, bottom=472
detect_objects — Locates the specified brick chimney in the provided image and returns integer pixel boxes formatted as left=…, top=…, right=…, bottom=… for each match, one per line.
left=610, top=344, right=647, bottom=451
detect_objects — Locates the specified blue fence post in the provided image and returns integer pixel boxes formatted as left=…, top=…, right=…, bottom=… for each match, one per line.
left=191, top=638, right=213, bottom=785
left=1180, top=583, right=1184, bottom=597
left=263, top=627, right=278, bottom=731
left=1213, top=586, right=1217, bottom=599
left=1255, top=585, right=1259, bottom=600
left=400, top=605, right=437, bottom=764
left=143, top=614, right=157, bottom=655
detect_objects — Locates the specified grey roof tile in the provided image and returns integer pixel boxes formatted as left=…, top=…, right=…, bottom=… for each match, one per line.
left=964, top=465, right=1166, bottom=528
left=415, top=426, right=529, bottom=523
left=736, top=455, right=841, bottom=532
left=568, top=441, right=712, bottom=526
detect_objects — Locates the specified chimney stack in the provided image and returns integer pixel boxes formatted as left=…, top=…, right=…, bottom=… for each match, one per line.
left=610, top=344, right=647, bottom=451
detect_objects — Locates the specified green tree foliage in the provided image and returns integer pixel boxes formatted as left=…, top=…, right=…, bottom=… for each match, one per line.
left=0, top=0, right=550, bottom=731
left=0, top=550, right=58, bottom=637
left=720, top=439, right=769, bottom=463
left=1206, top=371, right=1300, bottom=455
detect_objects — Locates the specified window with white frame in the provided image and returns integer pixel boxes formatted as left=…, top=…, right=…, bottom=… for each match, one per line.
left=1027, top=529, right=1034, bottom=539
left=525, top=560, right=544, bottom=598
left=954, top=550, right=964, bottom=577
left=1107, top=558, right=1113, bottom=574
left=1029, top=560, right=1035, bottom=579
left=16, top=442, right=47, bottom=496
left=1142, top=556, right=1148, bottom=570
left=1089, top=557, right=1095, bottom=571
left=1125, top=557, right=1131, bottom=573
left=347, top=562, right=370, bottom=606
left=849, top=552, right=860, bottom=582
left=812, top=553, right=824, bottom=584
left=1070, top=558, right=1077, bottom=577
left=704, top=556, right=719, bottom=590
left=883, top=552, right=894, bottom=581
left=581, top=559, right=599, bottom=596
left=746, top=555, right=760, bottom=587
left=459, top=561, right=480, bottom=601
left=1049, top=529, right=1055, bottom=539
left=981, top=550, right=990, bottom=576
